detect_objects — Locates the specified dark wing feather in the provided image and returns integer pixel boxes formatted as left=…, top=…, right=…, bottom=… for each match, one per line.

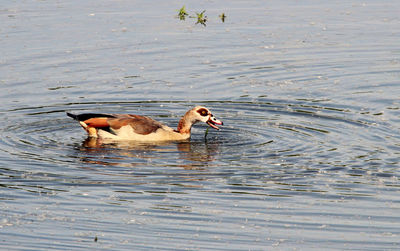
left=66, top=112, right=116, bottom=121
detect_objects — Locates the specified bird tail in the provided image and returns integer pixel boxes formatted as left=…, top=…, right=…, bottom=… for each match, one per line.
left=66, top=112, right=115, bottom=121
left=66, top=112, right=79, bottom=120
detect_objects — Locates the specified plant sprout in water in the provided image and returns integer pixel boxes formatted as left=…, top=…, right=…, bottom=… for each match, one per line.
left=177, top=6, right=188, bottom=20
left=194, top=10, right=207, bottom=26
left=219, top=13, right=226, bottom=22
left=204, top=127, right=209, bottom=140
left=177, top=7, right=224, bottom=26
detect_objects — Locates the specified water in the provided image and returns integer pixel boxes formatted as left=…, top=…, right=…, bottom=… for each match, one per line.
left=1, top=0, right=400, bottom=250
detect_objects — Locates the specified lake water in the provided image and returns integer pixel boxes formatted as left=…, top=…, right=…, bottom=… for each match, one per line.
left=1, top=0, right=399, bottom=250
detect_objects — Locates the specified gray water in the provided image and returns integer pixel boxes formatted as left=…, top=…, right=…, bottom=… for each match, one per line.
left=1, top=0, right=400, bottom=250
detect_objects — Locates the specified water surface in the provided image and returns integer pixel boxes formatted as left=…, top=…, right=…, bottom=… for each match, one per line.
left=1, top=0, right=400, bottom=250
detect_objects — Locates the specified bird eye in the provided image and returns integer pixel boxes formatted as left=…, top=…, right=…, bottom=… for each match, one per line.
left=197, top=108, right=208, bottom=117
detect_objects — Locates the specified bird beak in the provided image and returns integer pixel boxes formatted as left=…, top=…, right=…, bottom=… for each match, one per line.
left=207, top=115, right=223, bottom=130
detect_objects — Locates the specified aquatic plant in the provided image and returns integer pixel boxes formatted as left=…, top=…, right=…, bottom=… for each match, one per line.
left=219, top=13, right=226, bottom=22
left=177, top=6, right=224, bottom=26
left=177, top=6, right=188, bottom=20
left=194, top=10, right=207, bottom=26
left=204, top=127, right=209, bottom=139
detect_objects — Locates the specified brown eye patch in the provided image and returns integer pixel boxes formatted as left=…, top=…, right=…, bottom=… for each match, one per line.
left=197, top=108, right=209, bottom=117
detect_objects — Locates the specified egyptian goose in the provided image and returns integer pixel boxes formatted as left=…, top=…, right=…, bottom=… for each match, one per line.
left=67, top=106, right=223, bottom=141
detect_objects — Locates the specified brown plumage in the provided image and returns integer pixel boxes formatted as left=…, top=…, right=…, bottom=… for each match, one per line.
left=67, top=106, right=223, bottom=142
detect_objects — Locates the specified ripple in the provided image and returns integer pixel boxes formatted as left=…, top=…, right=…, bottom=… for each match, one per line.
left=0, top=98, right=398, bottom=223
left=2, top=0, right=400, bottom=249
left=1, top=100, right=397, bottom=177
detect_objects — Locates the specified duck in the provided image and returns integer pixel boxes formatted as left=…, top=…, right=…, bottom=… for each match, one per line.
left=66, top=106, right=223, bottom=141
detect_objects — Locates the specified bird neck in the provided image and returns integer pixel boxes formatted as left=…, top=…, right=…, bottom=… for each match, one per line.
left=177, top=110, right=196, bottom=134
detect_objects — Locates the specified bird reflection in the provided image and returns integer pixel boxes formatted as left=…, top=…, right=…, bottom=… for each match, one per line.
left=77, top=137, right=221, bottom=169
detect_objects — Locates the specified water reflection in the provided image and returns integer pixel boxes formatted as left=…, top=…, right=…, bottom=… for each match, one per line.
left=77, top=136, right=221, bottom=170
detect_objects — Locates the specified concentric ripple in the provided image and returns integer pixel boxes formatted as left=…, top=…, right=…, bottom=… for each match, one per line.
left=1, top=100, right=398, bottom=187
